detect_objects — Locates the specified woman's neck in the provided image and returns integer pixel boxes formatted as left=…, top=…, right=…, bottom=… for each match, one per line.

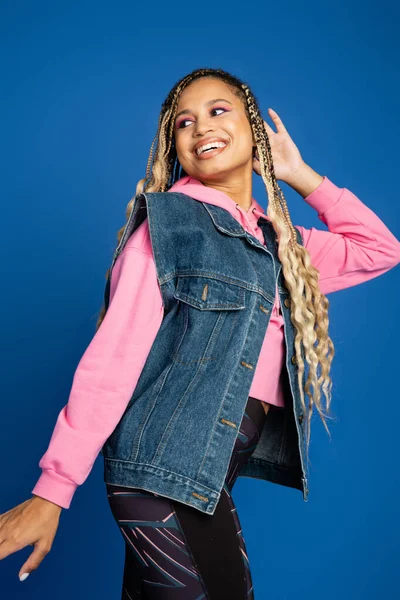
left=201, top=173, right=253, bottom=212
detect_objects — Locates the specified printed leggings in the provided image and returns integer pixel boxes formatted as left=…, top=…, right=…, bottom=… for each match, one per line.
left=106, top=396, right=267, bottom=600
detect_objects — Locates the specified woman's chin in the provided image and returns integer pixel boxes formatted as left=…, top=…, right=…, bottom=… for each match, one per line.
left=189, top=164, right=236, bottom=182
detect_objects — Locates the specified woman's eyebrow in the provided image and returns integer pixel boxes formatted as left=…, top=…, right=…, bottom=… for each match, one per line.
left=175, top=98, right=233, bottom=120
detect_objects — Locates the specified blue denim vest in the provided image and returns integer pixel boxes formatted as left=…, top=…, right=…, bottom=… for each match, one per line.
left=101, top=191, right=309, bottom=515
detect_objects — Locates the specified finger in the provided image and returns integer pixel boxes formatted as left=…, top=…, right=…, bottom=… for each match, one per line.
left=268, top=108, right=287, bottom=133
left=19, top=542, right=50, bottom=579
left=0, top=537, right=27, bottom=560
left=262, top=119, right=275, bottom=136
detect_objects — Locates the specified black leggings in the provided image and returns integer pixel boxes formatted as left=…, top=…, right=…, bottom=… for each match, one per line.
left=106, top=396, right=267, bottom=599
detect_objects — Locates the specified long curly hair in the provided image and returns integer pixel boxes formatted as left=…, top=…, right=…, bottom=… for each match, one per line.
left=96, top=67, right=335, bottom=462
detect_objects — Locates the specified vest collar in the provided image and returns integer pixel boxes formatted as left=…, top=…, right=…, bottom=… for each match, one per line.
left=201, top=202, right=248, bottom=237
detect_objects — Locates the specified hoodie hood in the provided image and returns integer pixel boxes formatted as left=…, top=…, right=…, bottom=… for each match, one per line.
left=168, top=176, right=270, bottom=243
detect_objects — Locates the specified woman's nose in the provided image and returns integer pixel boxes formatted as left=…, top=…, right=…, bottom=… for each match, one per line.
left=193, top=117, right=215, bottom=137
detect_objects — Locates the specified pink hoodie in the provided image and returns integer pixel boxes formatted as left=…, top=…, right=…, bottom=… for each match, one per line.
left=31, top=175, right=400, bottom=509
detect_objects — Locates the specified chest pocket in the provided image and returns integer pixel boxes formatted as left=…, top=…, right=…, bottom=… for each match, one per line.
left=172, top=275, right=246, bottom=364
left=174, top=275, right=246, bottom=310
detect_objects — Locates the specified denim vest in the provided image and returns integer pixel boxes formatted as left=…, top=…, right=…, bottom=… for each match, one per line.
left=100, top=191, right=309, bottom=515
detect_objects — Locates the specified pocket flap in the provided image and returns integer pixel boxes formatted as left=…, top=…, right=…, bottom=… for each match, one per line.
left=174, top=276, right=245, bottom=310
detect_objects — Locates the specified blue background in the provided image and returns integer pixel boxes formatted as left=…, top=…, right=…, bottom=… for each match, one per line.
left=1, top=1, right=399, bottom=598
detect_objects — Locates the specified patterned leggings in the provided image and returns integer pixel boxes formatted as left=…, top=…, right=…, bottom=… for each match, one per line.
left=106, top=396, right=267, bottom=599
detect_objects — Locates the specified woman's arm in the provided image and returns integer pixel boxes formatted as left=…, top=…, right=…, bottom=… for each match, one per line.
left=291, top=170, right=400, bottom=295
left=31, top=220, right=164, bottom=509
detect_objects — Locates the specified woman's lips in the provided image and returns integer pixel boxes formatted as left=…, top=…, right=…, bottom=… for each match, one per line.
left=194, top=144, right=228, bottom=160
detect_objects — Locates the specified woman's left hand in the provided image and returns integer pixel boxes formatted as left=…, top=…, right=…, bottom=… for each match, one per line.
left=252, top=108, right=305, bottom=182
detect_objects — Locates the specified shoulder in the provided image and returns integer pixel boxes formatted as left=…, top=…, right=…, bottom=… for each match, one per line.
left=124, top=217, right=153, bottom=257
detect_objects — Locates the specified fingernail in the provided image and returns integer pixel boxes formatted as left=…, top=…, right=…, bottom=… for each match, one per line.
left=19, top=573, right=30, bottom=581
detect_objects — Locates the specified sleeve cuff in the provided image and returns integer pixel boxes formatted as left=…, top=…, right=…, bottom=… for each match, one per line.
left=303, top=176, right=344, bottom=214
left=31, top=470, right=79, bottom=509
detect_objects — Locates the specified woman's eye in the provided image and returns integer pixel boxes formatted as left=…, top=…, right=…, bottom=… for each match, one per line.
left=176, top=107, right=227, bottom=129
left=211, top=107, right=226, bottom=116
left=177, top=118, right=193, bottom=129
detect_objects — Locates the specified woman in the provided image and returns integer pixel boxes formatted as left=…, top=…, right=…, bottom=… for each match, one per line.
left=1, top=68, right=399, bottom=599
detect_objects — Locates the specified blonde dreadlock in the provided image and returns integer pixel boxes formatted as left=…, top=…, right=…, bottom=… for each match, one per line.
left=96, top=68, right=335, bottom=465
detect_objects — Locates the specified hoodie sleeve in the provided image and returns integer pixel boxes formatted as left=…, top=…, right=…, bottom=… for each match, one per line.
left=295, top=177, right=400, bottom=295
left=31, top=221, right=164, bottom=509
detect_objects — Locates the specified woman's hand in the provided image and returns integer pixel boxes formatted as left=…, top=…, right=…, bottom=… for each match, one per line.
left=253, top=108, right=306, bottom=183
left=0, top=495, right=62, bottom=581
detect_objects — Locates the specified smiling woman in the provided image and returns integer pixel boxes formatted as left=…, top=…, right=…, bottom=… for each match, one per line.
left=2, top=67, right=399, bottom=600
left=174, top=79, right=256, bottom=192
left=92, top=68, right=336, bottom=599
left=91, top=69, right=398, bottom=598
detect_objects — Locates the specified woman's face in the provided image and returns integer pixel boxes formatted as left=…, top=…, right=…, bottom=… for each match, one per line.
left=173, top=78, right=255, bottom=183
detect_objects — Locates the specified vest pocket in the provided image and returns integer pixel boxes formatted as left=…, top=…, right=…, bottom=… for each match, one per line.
left=172, top=275, right=245, bottom=364
left=174, top=275, right=246, bottom=310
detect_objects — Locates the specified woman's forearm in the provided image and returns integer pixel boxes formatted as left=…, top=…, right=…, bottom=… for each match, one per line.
left=284, top=162, right=324, bottom=198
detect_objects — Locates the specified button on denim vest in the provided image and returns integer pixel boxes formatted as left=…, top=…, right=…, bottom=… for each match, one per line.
left=101, top=191, right=309, bottom=515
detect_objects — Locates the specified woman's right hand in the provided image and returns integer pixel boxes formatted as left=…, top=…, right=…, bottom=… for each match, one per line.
left=0, top=495, right=62, bottom=581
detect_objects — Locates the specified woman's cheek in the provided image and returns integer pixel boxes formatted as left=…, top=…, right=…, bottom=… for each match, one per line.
left=175, top=142, right=188, bottom=164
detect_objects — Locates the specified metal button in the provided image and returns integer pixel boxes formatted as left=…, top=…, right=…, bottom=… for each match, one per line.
left=260, top=304, right=270, bottom=314
left=240, top=361, right=254, bottom=370
left=284, top=298, right=290, bottom=308
left=298, top=414, right=304, bottom=424
left=291, top=355, right=297, bottom=365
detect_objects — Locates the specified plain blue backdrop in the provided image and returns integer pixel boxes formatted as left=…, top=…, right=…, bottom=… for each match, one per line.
left=1, top=1, right=399, bottom=598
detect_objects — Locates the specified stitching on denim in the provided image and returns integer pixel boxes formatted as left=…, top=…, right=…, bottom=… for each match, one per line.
left=172, top=303, right=227, bottom=365
left=105, top=460, right=219, bottom=496
left=221, top=309, right=240, bottom=356
left=175, top=276, right=246, bottom=310
left=154, top=311, right=227, bottom=461
left=165, top=271, right=276, bottom=305
left=174, top=357, right=216, bottom=365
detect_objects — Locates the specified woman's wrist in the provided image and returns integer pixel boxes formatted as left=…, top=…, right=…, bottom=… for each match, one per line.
left=284, top=162, right=324, bottom=198
left=32, top=494, right=63, bottom=512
